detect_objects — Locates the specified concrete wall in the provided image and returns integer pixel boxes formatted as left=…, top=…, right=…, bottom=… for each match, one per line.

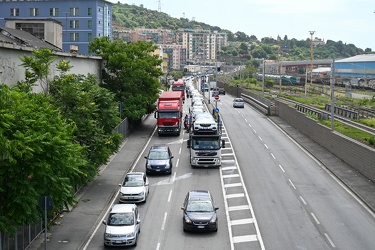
left=277, top=101, right=375, bottom=183
left=0, top=43, right=102, bottom=92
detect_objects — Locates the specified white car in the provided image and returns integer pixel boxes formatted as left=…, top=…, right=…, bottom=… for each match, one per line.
left=119, top=172, right=149, bottom=203
left=103, top=204, right=141, bottom=247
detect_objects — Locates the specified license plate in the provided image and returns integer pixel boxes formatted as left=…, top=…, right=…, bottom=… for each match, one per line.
left=197, top=226, right=205, bottom=229
left=128, top=197, right=135, bottom=199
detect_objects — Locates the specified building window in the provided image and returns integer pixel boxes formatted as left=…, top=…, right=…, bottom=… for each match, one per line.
left=88, top=20, right=92, bottom=29
left=30, top=8, right=39, bottom=17
left=88, top=7, right=92, bottom=16
left=98, top=8, right=101, bottom=12
left=15, top=23, right=44, bottom=40
left=10, top=8, right=19, bottom=17
left=70, top=33, right=79, bottom=41
left=70, top=20, right=79, bottom=29
left=70, top=7, right=79, bottom=16
left=88, top=33, right=92, bottom=42
left=98, top=20, right=101, bottom=25
left=50, top=8, right=59, bottom=16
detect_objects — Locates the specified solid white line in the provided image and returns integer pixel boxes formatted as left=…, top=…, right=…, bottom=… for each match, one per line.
left=311, top=212, right=320, bottom=225
left=289, top=179, right=296, bottom=189
left=226, top=193, right=245, bottom=199
left=279, top=164, right=285, bottom=173
left=161, top=212, right=168, bottom=230
left=168, top=190, right=172, bottom=202
left=324, top=233, right=336, bottom=248
left=222, top=174, right=240, bottom=178
left=270, top=153, right=275, bottom=159
left=231, top=218, right=254, bottom=225
left=224, top=183, right=243, bottom=188
left=233, top=235, right=258, bottom=243
left=299, top=196, right=307, bottom=205
left=228, top=205, right=250, bottom=211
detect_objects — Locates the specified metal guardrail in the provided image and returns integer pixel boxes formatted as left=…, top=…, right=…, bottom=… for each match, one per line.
left=241, top=93, right=269, bottom=115
left=325, top=104, right=359, bottom=119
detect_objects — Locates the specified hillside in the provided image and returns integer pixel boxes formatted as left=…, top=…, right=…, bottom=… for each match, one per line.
left=112, top=3, right=371, bottom=61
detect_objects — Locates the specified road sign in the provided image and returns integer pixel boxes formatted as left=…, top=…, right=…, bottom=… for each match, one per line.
left=214, top=95, right=219, bottom=100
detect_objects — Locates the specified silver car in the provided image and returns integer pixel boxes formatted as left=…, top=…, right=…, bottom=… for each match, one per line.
left=103, top=204, right=141, bottom=247
left=233, top=98, right=244, bottom=108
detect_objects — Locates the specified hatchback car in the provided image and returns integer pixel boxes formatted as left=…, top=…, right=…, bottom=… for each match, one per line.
left=181, top=190, right=218, bottom=232
left=218, top=88, right=226, bottom=95
left=103, top=204, right=141, bottom=247
left=145, top=145, right=174, bottom=174
left=233, top=98, right=245, bottom=108
left=119, top=172, right=149, bottom=203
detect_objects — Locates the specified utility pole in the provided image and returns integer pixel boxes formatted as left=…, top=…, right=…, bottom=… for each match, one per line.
left=309, top=31, right=315, bottom=94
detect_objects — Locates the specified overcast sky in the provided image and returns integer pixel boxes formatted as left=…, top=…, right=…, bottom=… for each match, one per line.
left=109, top=0, right=375, bottom=51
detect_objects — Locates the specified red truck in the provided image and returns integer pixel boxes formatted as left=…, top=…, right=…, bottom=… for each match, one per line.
left=171, top=79, right=186, bottom=101
left=155, top=91, right=183, bottom=136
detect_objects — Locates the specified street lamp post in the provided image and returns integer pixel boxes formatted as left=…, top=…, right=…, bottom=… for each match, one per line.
left=309, top=31, right=315, bottom=94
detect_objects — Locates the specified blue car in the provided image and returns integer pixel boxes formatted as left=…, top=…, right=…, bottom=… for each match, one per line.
left=145, top=145, right=174, bottom=175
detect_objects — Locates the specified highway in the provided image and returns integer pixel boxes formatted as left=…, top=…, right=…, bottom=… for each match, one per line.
left=83, top=81, right=375, bottom=250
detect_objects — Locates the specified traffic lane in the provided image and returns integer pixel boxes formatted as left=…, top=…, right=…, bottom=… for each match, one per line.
left=225, top=99, right=375, bottom=249
left=218, top=100, right=330, bottom=249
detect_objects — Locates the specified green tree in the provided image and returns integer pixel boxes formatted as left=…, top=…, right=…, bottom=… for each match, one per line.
left=0, top=85, right=87, bottom=234
left=49, top=73, right=123, bottom=171
left=18, top=48, right=56, bottom=94
left=89, top=37, right=163, bottom=124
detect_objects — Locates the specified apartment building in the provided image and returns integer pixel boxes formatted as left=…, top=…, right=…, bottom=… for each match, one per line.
left=0, top=0, right=113, bottom=54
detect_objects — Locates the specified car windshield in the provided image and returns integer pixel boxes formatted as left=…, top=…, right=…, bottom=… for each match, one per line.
left=186, top=201, right=214, bottom=212
left=108, top=212, right=134, bottom=226
left=192, top=138, right=220, bottom=150
left=234, top=98, right=243, bottom=102
left=123, top=176, right=143, bottom=187
left=148, top=150, right=169, bottom=160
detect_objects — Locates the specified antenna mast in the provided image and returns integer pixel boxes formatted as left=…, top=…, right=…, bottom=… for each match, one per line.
left=158, top=0, right=161, bottom=12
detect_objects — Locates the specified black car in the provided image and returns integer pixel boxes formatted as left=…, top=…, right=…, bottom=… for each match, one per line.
left=145, top=144, right=174, bottom=175
left=218, top=88, right=225, bottom=95
left=181, top=190, right=218, bottom=232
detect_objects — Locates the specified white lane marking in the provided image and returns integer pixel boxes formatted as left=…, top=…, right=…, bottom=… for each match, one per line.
left=324, top=233, right=336, bottom=248
left=279, top=164, right=285, bottom=173
left=179, top=147, right=181, bottom=155
left=226, top=193, right=245, bottom=199
left=168, top=190, right=172, bottom=202
left=270, top=153, right=275, bottom=159
left=220, top=121, right=265, bottom=250
left=258, top=136, right=263, bottom=141
left=231, top=218, right=254, bottom=225
left=299, top=196, right=307, bottom=205
left=289, top=179, right=296, bottom=189
left=222, top=174, right=240, bottom=178
left=248, top=123, right=252, bottom=127
left=171, top=172, right=176, bottom=183
left=224, top=183, right=243, bottom=188
left=253, top=129, right=257, bottom=133
left=161, top=212, right=168, bottom=230
left=221, top=166, right=237, bottom=170
left=176, top=158, right=179, bottom=168
left=233, top=235, right=258, bottom=243
left=156, top=243, right=161, bottom=250
left=264, top=144, right=268, bottom=149
left=228, top=205, right=250, bottom=211
left=245, top=118, right=248, bottom=122
left=311, top=213, right=320, bottom=225
left=222, top=153, right=235, bottom=156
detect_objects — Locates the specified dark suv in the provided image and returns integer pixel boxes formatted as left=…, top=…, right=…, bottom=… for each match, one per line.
left=145, top=144, right=174, bottom=175
left=181, top=190, right=218, bottom=232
